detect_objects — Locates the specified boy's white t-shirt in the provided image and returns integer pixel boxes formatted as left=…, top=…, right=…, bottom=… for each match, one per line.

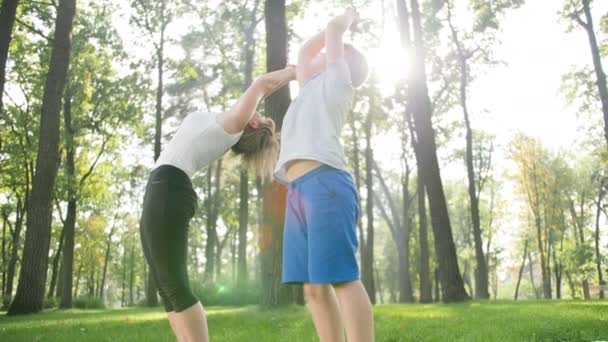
left=154, top=111, right=243, bottom=178
left=274, top=59, right=354, bottom=184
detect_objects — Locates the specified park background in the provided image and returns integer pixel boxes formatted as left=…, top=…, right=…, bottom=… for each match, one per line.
left=0, top=0, right=607, bottom=340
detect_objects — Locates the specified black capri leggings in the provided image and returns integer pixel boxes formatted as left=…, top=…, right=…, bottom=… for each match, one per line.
left=140, top=165, right=198, bottom=312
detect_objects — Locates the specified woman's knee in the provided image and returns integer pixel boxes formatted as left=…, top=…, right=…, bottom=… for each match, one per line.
left=304, top=284, right=332, bottom=302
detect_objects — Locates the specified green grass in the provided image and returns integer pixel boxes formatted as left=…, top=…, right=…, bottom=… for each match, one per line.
left=0, top=301, right=607, bottom=341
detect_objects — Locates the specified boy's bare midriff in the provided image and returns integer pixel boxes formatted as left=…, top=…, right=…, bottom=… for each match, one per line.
left=286, top=159, right=323, bottom=182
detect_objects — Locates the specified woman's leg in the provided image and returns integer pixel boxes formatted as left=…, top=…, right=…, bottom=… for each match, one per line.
left=304, top=284, right=345, bottom=342
left=333, top=280, right=374, bottom=342
left=171, top=303, right=209, bottom=342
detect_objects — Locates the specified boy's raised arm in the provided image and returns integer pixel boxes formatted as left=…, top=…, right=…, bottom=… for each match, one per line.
left=298, top=30, right=325, bottom=65
left=326, top=8, right=358, bottom=64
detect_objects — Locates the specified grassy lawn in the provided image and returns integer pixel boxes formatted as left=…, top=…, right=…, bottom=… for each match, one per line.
left=0, top=301, right=607, bottom=341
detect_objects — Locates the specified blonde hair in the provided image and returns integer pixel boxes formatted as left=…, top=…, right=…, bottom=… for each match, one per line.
left=231, top=118, right=279, bottom=180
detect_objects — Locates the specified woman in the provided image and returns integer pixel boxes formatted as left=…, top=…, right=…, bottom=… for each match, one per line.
left=139, top=66, right=295, bottom=342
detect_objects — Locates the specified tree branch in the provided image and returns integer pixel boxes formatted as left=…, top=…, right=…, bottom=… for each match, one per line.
left=15, top=18, right=52, bottom=42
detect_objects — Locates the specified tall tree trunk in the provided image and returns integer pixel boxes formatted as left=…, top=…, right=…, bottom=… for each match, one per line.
left=350, top=119, right=366, bottom=257
left=514, top=240, right=528, bottom=300
left=1, top=210, right=6, bottom=296
left=47, top=224, right=66, bottom=298
left=260, top=0, right=294, bottom=307
left=237, top=169, right=249, bottom=288
left=121, top=246, right=127, bottom=306
left=447, top=6, right=488, bottom=299
left=3, top=198, right=23, bottom=308
left=99, top=225, right=116, bottom=301
left=59, top=200, right=76, bottom=308
left=417, top=177, right=432, bottom=303
left=579, top=0, right=608, bottom=146
left=553, top=243, right=562, bottom=299
left=399, top=170, right=414, bottom=303
left=129, top=245, right=135, bottom=306
left=595, top=183, right=605, bottom=299
left=8, top=0, right=76, bottom=315
left=362, top=108, right=376, bottom=304
left=566, top=271, right=577, bottom=299
left=396, top=0, right=469, bottom=302
left=527, top=251, right=540, bottom=299
left=204, top=163, right=215, bottom=278
left=0, top=0, right=21, bottom=123
left=237, top=6, right=259, bottom=288
left=570, top=200, right=590, bottom=299
left=533, top=213, right=550, bottom=298
left=213, top=160, right=223, bottom=279
left=145, top=1, right=167, bottom=307
left=73, top=262, right=82, bottom=298
left=59, top=91, right=76, bottom=309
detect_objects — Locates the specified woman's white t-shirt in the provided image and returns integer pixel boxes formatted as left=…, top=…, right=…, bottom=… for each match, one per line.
left=154, top=111, right=243, bottom=178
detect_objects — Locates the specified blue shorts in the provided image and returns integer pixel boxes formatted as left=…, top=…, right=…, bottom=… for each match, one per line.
left=282, top=165, right=360, bottom=284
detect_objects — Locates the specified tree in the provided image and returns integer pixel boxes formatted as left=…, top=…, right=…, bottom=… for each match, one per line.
left=565, top=0, right=608, bottom=146
left=7, top=0, right=76, bottom=315
left=395, top=0, right=469, bottom=302
left=130, top=0, right=187, bottom=306
left=509, top=134, right=553, bottom=299
left=237, top=0, right=262, bottom=290
left=259, top=0, right=294, bottom=307
left=0, top=0, right=21, bottom=124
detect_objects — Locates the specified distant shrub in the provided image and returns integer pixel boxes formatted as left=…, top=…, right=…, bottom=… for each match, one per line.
left=44, top=297, right=58, bottom=309
left=73, top=296, right=105, bottom=309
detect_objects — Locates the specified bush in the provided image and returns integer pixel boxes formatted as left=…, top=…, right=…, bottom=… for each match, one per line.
left=44, top=297, right=58, bottom=309
left=73, top=296, right=105, bottom=309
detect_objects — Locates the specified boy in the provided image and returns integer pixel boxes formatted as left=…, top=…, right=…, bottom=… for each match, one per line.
left=274, top=7, right=373, bottom=342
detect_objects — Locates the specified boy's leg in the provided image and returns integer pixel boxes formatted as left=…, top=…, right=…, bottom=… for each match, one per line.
left=334, top=280, right=374, bottom=342
left=304, top=284, right=345, bottom=342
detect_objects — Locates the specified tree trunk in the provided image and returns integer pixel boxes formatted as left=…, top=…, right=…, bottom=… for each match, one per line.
left=8, top=0, right=76, bottom=315
left=350, top=119, right=366, bottom=257
left=0, top=0, right=20, bottom=121
left=417, top=177, right=432, bottom=303
left=527, top=251, right=540, bottom=299
left=447, top=4, right=489, bottom=299
left=433, top=268, right=440, bottom=302
left=204, top=163, right=215, bottom=278
left=47, top=223, right=66, bottom=298
left=3, top=198, right=23, bottom=309
left=59, top=91, right=77, bottom=309
left=566, top=271, right=576, bottom=299
left=595, top=183, right=605, bottom=299
left=259, top=0, right=293, bottom=307
left=237, top=169, right=249, bottom=288
left=213, top=160, right=223, bottom=279
left=580, top=0, right=608, bottom=146
left=121, top=246, right=127, bottom=306
left=362, top=108, right=376, bottom=304
left=129, top=245, right=135, bottom=306
left=396, top=0, right=469, bottom=303
left=59, top=200, right=76, bottom=308
left=533, top=214, right=550, bottom=299
left=514, top=240, right=528, bottom=300
left=1, top=211, right=6, bottom=296
left=99, top=225, right=116, bottom=301
left=73, top=262, right=82, bottom=298
left=146, top=2, right=167, bottom=307
left=553, top=244, right=562, bottom=300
